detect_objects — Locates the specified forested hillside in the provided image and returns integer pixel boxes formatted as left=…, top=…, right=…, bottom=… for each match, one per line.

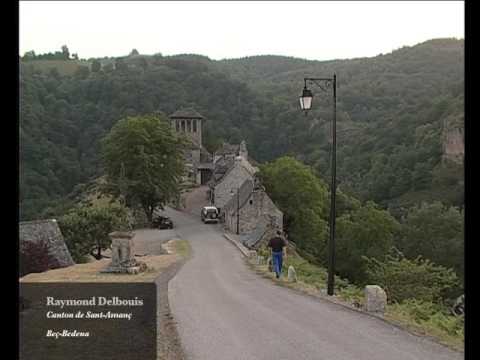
left=19, top=38, right=464, bottom=220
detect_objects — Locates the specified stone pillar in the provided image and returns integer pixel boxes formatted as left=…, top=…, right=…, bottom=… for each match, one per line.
left=101, top=231, right=146, bottom=274
left=364, top=285, right=387, bottom=314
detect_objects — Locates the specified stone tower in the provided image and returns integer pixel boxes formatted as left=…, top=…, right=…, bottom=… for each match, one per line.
left=169, top=108, right=204, bottom=147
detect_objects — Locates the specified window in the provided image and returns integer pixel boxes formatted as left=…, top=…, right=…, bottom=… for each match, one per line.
left=176, top=121, right=180, bottom=132
left=181, top=120, right=185, bottom=132
left=249, top=199, right=253, bottom=205
left=187, top=119, right=191, bottom=132
left=193, top=119, right=197, bottom=132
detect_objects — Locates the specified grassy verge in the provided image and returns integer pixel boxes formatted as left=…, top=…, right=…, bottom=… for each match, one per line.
left=173, top=239, right=192, bottom=259
left=252, top=245, right=463, bottom=352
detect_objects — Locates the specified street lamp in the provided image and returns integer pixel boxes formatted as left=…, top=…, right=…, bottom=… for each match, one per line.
left=299, top=74, right=337, bottom=296
left=230, top=188, right=240, bottom=235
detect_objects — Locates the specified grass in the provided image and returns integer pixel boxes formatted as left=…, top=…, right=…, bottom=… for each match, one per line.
left=172, top=239, right=192, bottom=259
left=252, top=245, right=464, bottom=352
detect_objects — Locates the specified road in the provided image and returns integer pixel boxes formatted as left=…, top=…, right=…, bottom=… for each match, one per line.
left=165, top=188, right=462, bottom=360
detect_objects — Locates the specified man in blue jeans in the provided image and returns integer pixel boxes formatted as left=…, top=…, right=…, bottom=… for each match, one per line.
left=268, top=230, right=287, bottom=278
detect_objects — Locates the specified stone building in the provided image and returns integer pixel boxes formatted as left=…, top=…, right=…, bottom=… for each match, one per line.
left=212, top=155, right=258, bottom=211
left=19, top=219, right=75, bottom=273
left=169, top=108, right=213, bottom=185
left=223, top=178, right=283, bottom=240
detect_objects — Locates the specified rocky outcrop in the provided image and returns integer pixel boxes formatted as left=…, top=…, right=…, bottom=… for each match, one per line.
left=443, top=127, right=464, bottom=164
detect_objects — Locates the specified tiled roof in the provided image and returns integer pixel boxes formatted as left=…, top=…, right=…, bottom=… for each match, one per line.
left=169, top=108, right=204, bottom=119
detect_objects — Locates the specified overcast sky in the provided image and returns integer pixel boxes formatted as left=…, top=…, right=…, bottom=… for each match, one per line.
left=19, top=1, right=464, bottom=61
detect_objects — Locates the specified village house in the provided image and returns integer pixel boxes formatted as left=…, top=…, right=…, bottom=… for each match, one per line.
left=210, top=148, right=258, bottom=211
left=208, top=140, right=284, bottom=248
left=223, top=177, right=283, bottom=242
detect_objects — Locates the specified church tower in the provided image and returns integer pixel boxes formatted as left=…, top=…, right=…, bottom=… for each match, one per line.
left=169, top=108, right=204, bottom=147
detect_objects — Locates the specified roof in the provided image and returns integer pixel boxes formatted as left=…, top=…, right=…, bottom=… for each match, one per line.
left=215, top=142, right=239, bottom=156
left=169, top=108, right=204, bottom=119
left=202, top=206, right=218, bottom=211
left=240, top=223, right=268, bottom=249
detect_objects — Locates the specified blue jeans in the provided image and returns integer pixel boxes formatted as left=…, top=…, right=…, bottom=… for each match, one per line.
left=272, top=251, right=283, bottom=277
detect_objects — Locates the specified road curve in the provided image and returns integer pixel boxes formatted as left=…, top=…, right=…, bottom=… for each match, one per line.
left=166, top=207, right=462, bottom=360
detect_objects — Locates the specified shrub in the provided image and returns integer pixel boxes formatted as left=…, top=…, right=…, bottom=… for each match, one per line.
left=363, top=248, right=458, bottom=303
left=19, top=240, right=59, bottom=277
left=388, top=299, right=464, bottom=339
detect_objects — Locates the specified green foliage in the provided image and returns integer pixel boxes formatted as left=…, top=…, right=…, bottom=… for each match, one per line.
left=259, top=156, right=329, bottom=263
left=101, top=114, right=186, bottom=223
left=387, top=299, right=464, bottom=348
left=363, top=248, right=458, bottom=303
left=395, top=201, right=464, bottom=281
left=91, top=59, right=102, bottom=73
left=19, top=239, right=60, bottom=276
left=58, top=202, right=130, bottom=262
left=336, top=201, right=400, bottom=283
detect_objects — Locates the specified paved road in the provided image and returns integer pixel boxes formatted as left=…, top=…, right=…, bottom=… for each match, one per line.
left=166, top=191, right=462, bottom=360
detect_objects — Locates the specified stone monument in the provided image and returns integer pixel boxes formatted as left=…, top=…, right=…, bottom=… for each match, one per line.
left=101, top=231, right=147, bottom=274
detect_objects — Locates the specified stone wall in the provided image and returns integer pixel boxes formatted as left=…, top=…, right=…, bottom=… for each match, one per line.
left=19, top=219, right=75, bottom=269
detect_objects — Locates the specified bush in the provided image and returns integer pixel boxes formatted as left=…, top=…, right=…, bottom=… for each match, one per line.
left=363, top=248, right=458, bottom=303
left=19, top=240, right=59, bottom=277
left=336, top=201, right=400, bottom=284
left=388, top=299, right=464, bottom=340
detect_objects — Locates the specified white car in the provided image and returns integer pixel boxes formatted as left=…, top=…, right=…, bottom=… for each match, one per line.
left=201, top=206, right=219, bottom=223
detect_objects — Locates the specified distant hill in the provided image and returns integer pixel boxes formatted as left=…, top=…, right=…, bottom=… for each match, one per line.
left=19, top=38, right=464, bottom=220
left=22, top=59, right=91, bottom=76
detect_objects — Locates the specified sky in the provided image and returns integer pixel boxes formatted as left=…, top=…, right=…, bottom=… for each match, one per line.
left=19, top=1, right=464, bottom=61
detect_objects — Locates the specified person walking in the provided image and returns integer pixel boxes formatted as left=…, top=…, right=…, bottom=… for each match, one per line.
left=268, top=230, right=287, bottom=279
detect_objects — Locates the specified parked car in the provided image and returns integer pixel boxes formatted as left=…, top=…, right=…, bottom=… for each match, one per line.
left=153, top=215, right=174, bottom=229
left=201, top=206, right=219, bottom=223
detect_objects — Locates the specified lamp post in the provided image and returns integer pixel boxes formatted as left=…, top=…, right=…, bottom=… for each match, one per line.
left=299, top=74, right=337, bottom=296
left=230, top=188, right=240, bottom=234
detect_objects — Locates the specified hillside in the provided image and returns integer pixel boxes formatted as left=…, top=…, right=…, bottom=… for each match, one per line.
left=19, top=38, right=464, bottom=220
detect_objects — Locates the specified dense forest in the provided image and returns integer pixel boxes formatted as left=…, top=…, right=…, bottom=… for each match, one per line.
left=19, top=38, right=464, bottom=222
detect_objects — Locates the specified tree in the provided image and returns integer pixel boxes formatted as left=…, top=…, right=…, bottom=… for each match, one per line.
left=74, top=65, right=90, bottom=79
left=58, top=202, right=130, bottom=262
left=61, top=45, right=70, bottom=60
left=101, top=114, right=187, bottom=223
left=259, top=156, right=330, bottom=263
left=23, top=50, right=36, bottom=61
left=336, top=201, right=400, bottom=284
left=396, top=201, right=464, bottom=281
left=91, top=59, right=102, bottom=73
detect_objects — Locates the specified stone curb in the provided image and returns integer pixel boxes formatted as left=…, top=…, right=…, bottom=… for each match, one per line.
left=223, top=233, right=256, bottom=258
